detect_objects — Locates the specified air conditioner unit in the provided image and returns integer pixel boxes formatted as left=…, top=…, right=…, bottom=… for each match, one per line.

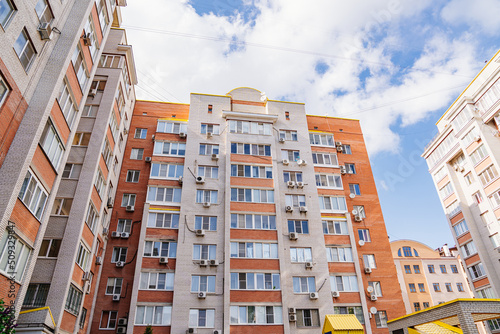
left=116, top=327, right=126, bottom=334
left=116, top=261, right=124, bottom=268
left=474, top=135, right=481, bottom=141
left=297, top=159, right=307, bottom=166
left=82, top=272, right=91, bottom=281
left=364, top=267, right=372, bottom=274
left=289, top=232, right=298, bottom=240
left=331, top=291, right=340, bottom=298
left=279, top=137, right=285, bottom=143
left=288, top=308, right=296, bottom=314
left=209, top=259, right=218, bottom=266
left=195, top=229, right=205, bottom=236
left=289, top=314, right=297, bottom=322
left=145, top=156, right=152, bottom=163
left=102, top=227, right=109, bottom=236
left=354, top=215, right=362, bottom=222
left=299, top=206, right=308, bottom=213
left=296, top=182, right=304, bottom=188
left=111, top=231, right=120, bottom=238
left=125, top=205, right=134, bottom=212
left=200, top=259, right=208, bottom=266
left=82, top=33, right=92, bottom=46
left=117, top=318, right=127, bottom=326
left=186, top=329, right=197, bottom=334
left=107, top=198, right=114, bottom=208
left=458, top=165, right=465, bottom=172
left=371, top=294, right=378, bottom=301
left=335, top=141, right=342, bottom=146
left=179, top=132, right=187, bottom=138
left=196, top=176, right=205, bottom=184
left=198, top=291, right=207, bottom=299
left=337, top=146, right=343, bottom=152
left=340, top=166, right=347, bottom=174
left=88, top=87, right=98, bottom=97
left=305, top=262, right=313, bottom=269
left=96, top=256, right=102, bottom=265
left=207, top=132, right=213, bottom=138
left=211, top=153, right=219, bottom=161
left=203, top=202, right=211, bottom=208
left=159, top=257, right=168, bottom=264
left=287, top=180, right=296, bottom=188
left=116, top=0, right=127, bottom=6
left=121, top=232, right=130, bottom=239
left=285, top=205, right=293, bottom=212
left=38, top=22, right=53, bottom=40
left=309, top=292, right=319, bottom=300
left=213, top=330, right=221, bottom=334
left=112, top=294, right=120, bottom=301
left=282, top=159, right=290, bottom=165
left=178, top=176, right=183, bottom=185
left=454, top=164, right=460, bottom=171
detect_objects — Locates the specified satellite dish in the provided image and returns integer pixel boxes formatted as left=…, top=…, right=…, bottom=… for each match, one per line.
left=260, top=92, right=267, bottom=101
left=358, top=240, right=365, bottom=247
left=366, top=286, right=374, bottom=293
left=351, top=209, right=358, bottom=215
left=370, top=307, right=378, bottom=314
left=349, top=193, right=355, bottom=199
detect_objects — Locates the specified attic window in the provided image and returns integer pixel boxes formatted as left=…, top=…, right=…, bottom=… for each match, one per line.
left=171, top=115, right=176, bottom=118
left=285, top=112, right=290, bottom=120
left=314, top=127, right=318, bottom=130
left=208, top=105, right=213, bottom=113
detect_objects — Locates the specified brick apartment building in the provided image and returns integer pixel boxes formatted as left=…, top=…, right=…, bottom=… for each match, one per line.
left=91, top=88, right=405, bottom=333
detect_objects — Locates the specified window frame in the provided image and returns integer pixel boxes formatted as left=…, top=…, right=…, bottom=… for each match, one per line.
left=0, top=0, right=15, bottom=28
left=14, top=28, right=36, bottom=72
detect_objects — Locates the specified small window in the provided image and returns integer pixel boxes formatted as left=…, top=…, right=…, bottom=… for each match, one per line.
left=126, top=170, right=140, bottom=183
left=130, top=148, right=144, bottom=160
left=413, top=265, right=420, bottom=274
left=428, top=265, right=435, bottom=273
left=342, top=144, right=352, bottom=154
left=0, top=74, right=9, bottom=108
left=451, top=265, right=458, bottom=273
left=111, top=247, right=127, bottom=263
left=445, top=283, right=452, bottom=292
left=208, top=104, right=213, bottom=113
left=38, top=239, right=61, bottom=258
left=296, top=309, right=320, bottom=327
left=402, top=246, right=412, bottom=257
left=433, top=283, right=440, bottom=292
left=82, top=105, right=98, bottom=117
left=134, top=128, right=147, bottom=139
left=14, top=29, right=36, bottom=71
left=345, top=163, right=356, bottom=174
left=79, top=308, right=87, bottom=329
left=457, top=283, right=464, bottom=292
left=35, top=0, right=54, bottom=24
left=363, top=254, right=376, bottom=269
left=374, top=311, right=388, bottom=328
left=51, top=198, right=73, bottom=216
left=358, top=229, right=371, bottom=242
left=194, top=216, right=217, bottom=231
left=285, top=111, right=290, bottom=120
left=121, top=194, right=136, bottom=207
left=418, top=283, right=425, bottom=292
left=100, top=310, right=118, bottom=329
left=0, top=0, right=15, bottom=27
left=404, top=265, right=411, bottom=274
left=414, top=303, right=420, bottom=311
left=440, top=265, right=447, bottom=274
left=349, top=184, right=361, bottom=196
left=105, top=278, right=123, bottom=295
left=116, top=219, right=132, bottom=233
left=408, top=283, right=416, bottom=292
left=73, top=132, right=91, bottom=146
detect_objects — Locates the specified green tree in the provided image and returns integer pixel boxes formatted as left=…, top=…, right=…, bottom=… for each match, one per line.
left=144, top=324, right=153, bottom=334
left=0, top=299, right=16, bottom=334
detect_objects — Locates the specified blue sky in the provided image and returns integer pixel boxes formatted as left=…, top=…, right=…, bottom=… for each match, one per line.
left=122, top=0, right=500, bottom=248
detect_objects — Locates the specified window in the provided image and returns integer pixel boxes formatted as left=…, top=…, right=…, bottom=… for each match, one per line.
left=283, top=171, right=302, bottom=182
left=231, top=273, right=280, bottom=290
left=79, top=308, right=87, bottom=329
left=40, top=122, right=64, bottom=168
left=230, top=306, right=282, bottom=325
left=148, top=212, right=179, bottom=229
left=464, top=173, right=474, bottom=185
left=82, top=105, right=98, bottom=117
left=477, top=287, right=496, bottom=298
left=121, top=193, right=136, bottom=207
left=322, top=220, right=348, bottom=235
left=231, top=143, right=271, bottom=156
left=348, top=184, right=361, bottom=195
left=402, top=246, right=412, bottom=257
left=451, top=265, right=458, bottom=273
left=99, top=310, right=117, bottom=329
left=353, top=205, right=366, bottom=218
left=57, top=80, right=78, bottom=128
left=409, top=283, right=416, bottom=292
left=453, top=220, right=469, bottom=237
left=281, top=149, right=300, bottom=161
left=51, top=198, right=72, bottom=216
left=153, top=141, right=186, bottom=156
left=334, top=306, right=364, bottom=324
left=309, top=133, right=334, bottom=146
left=341, top=144, right=352, bottom=154
left=151, top=163, right=184, bottom=179
left=363, top=254, right=376, bottom=269
left=461, top=241, right=477, bottom=257
left=126, top=170, right=140, bottom=183
left=140, top=272, right=174, bottom=290
left=105, top=278, right=123, bottom=295
left=90, top=79, right=106, bottom=93
left=199, top=143, right=219, bottom=155
left=315, top=174, right=342, bottom=188
left=116, top=219, right=131, bottom=233
left=191, top=275, right=215, bottom=292
left=189, top=309, right=215, bottom=328
left=84, top=202, right=98, bottom=232
left=418, top=283, right=425, bottom=292
left=330, top=275, right=359, bottom=292
left=231, top=242, right=278, bottom=259
left=0, top=0, right=15, bottom=27
left=469, top=145, right=488, bottom=165
left=147, top=187, right=182, bottom=203
left=229, top=120, right=272, bottom=135
left=130, top=148, right=144, bottom=160
left=468, top=263, right=485, bottom=279
left=230, top=188, right=275, bottom=203
left=201, top=123, right=220, bottom=135
left=134, top=128, right=147, bottom=139
left=156, top=121, right=187, bottom=134
left=293, top=277, right=316, bottom=293
left=312, top=152, right=338, bottom=166
left=100, top=54, right=123, bottom=68
left=196, top=190, right=218, bottom=204
left=457, top=283, right=464, bottom=292
left=490, top=234, right=500, bottom=248
left=73, top=132, right=91, bottom=146
left=230, top=214, right=276, bottom=230
left=232, top=165, right=272, bottom=179
left=23, top=283, right=49, bottom=307
left=428, top=265, right=435, bottom=273
left=473, top=191, right=483, bottom=204
left=319, top=196, right=347, bottom=211
left=143, top=241, right=177, bottom=258
left=193, top=244, right=216, bottom=260
left=414, top=303, right=421, bottom=311
left=135, top=306, right=171, bottom=325
left=478, top=165, right=499, bottom=186
left=326, top=247, right=353, bottom=262
left=404, top=265, right=411, bottom=274
left=488, top=319, right=500, bottom=331
left=109, top=112, right=119, bottom=140
left=208, top=104, right=212, bottom=113
left=345, top=163, right=356, bottom=174
left=65, top=285, right=83, bottom=315
left=94, top=169, right=106, bottom=198
left=195, top=216, right=216, bottom=231
left=279, top=129, right=298, bottom=141
left=440, top=265, right=447, bottom=273
left=18, top=170, right=48, bottom=220
left=445, top=283, right=452, bottom=292
left=101, top=139, right=112, bottom=168
left=414, top=265, right=421, bottom=274
left=71, top=46, right=89, bottom=87
left=433, top=283, right=441, bottom=292
left=375, top=311, right=388, bottom=328
left=288, top=220, right=309, bottom=234
left=111, top=247, right=127, bottom=263
left=14, top=29, right=36, bottom=71
left=35, top=0, right=53, bottom=23
left=199, top=166, right=218, bottom=179
left=423, top=302, right=430, bottom=309
left=290, top=247, right=312, bottom=262
left=285, top=111, right=290, bottom=120
left=296, top=309, right=320, bottom=327
left=62, top=164, right=82, bottom=179
left=368, top=281, right=382, bottom=297
left=38, top=239, right=61, bottom=258
left=0, top=75, right=9, bottom=108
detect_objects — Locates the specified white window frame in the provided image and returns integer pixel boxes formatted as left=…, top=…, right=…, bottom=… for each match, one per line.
left=51, top=198, right=73, bottom=216
left=76, top=243, right=90, bottom=270
left=14, top=29, right=36, bottom=71
left=0, top=232, right=31, bottom=280
left=156, top=121, right=187, bottom=134
left=143, top=241, right=177, bottom=258
left=322, top=219, right=348, bottom=235
left=326, top=247, right=353, bottom=262
left=150, top=163, right=184, bottom=179
left=196, top=190, right=218, bottom=204
left=292, top=276, right=316, bottom=293
left=148, top=212, right=180, bottom=229
left=231, top=242, right=279, bottom=259
left=153, top=141, right=186, bottom=156
left=147, top=187, right=182, bottom=204
left=105, top=278, right=123, bottom=295
left=309, top=133, right=334, bottom=146
left=229, top=306, right=282, bottom=325
left=290, top=247, right=312, bottom=262
left=135, top=306, right=172, bottom=325
left=99, top=310, right=118, bottom=329
left=312, top=152, right=338, bottom=166
left=191, top=275, right=216, bottom=293
left=40, top=121, right=64, bottom=169
left=111, top=247, right=127, bottom=263
left=194, top=216, right=217, bottom=231
left=18, top=170, right=48, bottom=220
left=140, top=272, right=174, bottom=290
left=330, top=275, right=359, bottom=292
left=193, top=244, right=216, bottom=260
left=230, top=214, right=276, bottom=230
left=198, top=165, right=218, bottom=179
left=315, top=174, right=342, bottom=188
left=189, top=309, right=215, bottom=328
left=121, top=193, right=136, bottom=207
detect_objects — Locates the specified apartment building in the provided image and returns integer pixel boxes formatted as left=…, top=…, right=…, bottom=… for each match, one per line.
left=422, top=49, right=500, bottom=333
left=91, top=87, right=405, bottom=334
left=0, top=1, right=137, bottom=333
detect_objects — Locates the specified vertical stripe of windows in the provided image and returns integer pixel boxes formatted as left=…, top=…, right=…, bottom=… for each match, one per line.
left=147, top=187, right=182, bottom=203
left=153, top=142, right=186, bottom=156
left=230, top=242, right=278, bottom=258
left=156, top=121, right=187, bottom=134
left=150, top=163, right=184, bottom=178
left=230, top=214, right=276, bottom=230
left=230, top=273, right=280, bottom=290
left=143, top=241, right=177, bottom=258
left=85, top=203, right=98, bottom=232
left=18, top=170, right=48, bottom=220
left=71, top=46, right=88, bottom=88
left=230, top=143, right=271, bottom=156
left=230, top=188, right=274, bottom=203
left=147, top=212, right=179, bottom=228
left=326, top=247, right=353, bottom=262
left=231, top=164, right=272, bottom=178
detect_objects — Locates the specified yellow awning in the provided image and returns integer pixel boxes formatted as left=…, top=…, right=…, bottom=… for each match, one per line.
left=323, top=314, right=364, bottom=334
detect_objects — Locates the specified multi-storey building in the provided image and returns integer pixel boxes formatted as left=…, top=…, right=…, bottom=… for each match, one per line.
left=423, top=49, right=500, bottom=333
left=391, top=240, right=473, bottom=314
left=91, top=87, right=404, bottom=333
left=0, top=1, right=137, bottom=333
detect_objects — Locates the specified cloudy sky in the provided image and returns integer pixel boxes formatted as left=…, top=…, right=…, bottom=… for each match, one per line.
left=121, top=0, right=500, bottom=248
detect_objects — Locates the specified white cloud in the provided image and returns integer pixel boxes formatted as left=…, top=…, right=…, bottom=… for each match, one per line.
left=441, top=0, right=500, bottom=32
left=122, top=0, right=485, bottom=155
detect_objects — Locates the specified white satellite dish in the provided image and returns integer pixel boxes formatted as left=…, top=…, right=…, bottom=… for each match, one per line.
left=349, top=193, right=356, bottom=199
left=260, top=92, right=267, bottom=101
left=352, top=209, right=358, bottom=215
left=358, top=240, right=365, bottom=247
left=370, top=307, right=378, bottom=314
left=366, top=286, right=374, bottom=293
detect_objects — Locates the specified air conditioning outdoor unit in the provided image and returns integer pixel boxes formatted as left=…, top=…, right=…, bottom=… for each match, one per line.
left=107, top=198, right=114, bottom=208
left=337, top=146, right=343, bottom=152
left=159, top=257, right=168, bottom=264
left=196, top=176, right=205, bottom=184
left=186, top=329, right=197, bottom=334
left=88, top=87, right=98, bottom=97
left=288, top=308, right=296, bottom=314
left=305, top=262, right=313, bottom=269
left=213, top=330, right=221, bottom=334
left=296, top=182, right=304, bottom=188
left=354, top=215, right=362, bottom=222
left=117, top=318, right=127, bottom=326
left=116, top=327, right=126, bottom=334
left=200, top=259, right=208, bottom=266
left=195, top=229, right=205, bottom=236
left=198, top=291, right=206, bottom=299
left=352, top=209, right=359, bottom=215
left=116, top=261, right=124, bottom=268
left=285, top=205, right=293, bottom=212
left=297, top=159, right=307, bottom=166
left=209, top=259, right=218, bottom=266
left=211, top=154, right=219, bottom=161
left=82, top=272, right=91, bottom=281
left=282, top=159, right=290, bottom=165
left=125, top=205, right=134, bottom=212
left=112, top=294, right=120, bottom=301
left=96, top=256, right=102, bottom=265
left=340, top=166, right=347, bottom=174
left=299, top=206, right=308, bottom=213
left=474, top=135, right=481, bottom=142
left=145, top=156, right=152, bottom=162
left=289, top=314, right=297, bottom=322
left=279, top=137, right=285, bottom=143
left=203, top=202, right=211, bottom=208
left=179, top=132, right=187, bottom=138
left=37, top=22, right=53, bottom=40
left=287, top=181, right=296, bottom=188
left=289, top=232, right=298, bottom=240
left=371, top=294, right=378, bottom=301
left=364, top=267, right=372, bottom=274
left=207, top=132, right=213, bottom=138
left=331, top=291, right=340, bottom=297
left=121, top=232, right=130, bottom=239
left=111, top=231, right=120, bottom=238
left=178, top=176, right=183, bottom=185
left=309, top=292, right=319, bottom=300
left=335, top=141, right=342, bottom=146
